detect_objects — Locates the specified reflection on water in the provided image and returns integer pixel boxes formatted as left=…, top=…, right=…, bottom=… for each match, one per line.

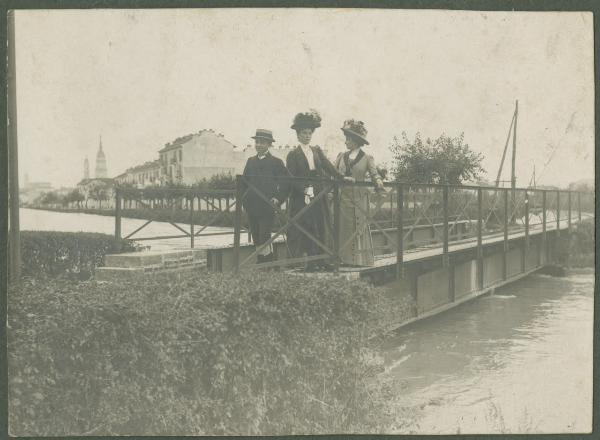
left=20, top=208, right=250, bottom=250
left=383, top=270, right=594, bottom=434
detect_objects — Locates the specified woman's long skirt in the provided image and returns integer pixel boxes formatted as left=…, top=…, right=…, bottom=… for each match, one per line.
left=338, top=187, right=374, bottom=266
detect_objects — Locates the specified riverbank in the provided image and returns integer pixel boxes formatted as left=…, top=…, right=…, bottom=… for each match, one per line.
left=23, top=205, right=241, bottom=228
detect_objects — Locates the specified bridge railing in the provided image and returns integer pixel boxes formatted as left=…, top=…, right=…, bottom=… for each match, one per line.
left=230, top=176, right=593, bottom=274
left=111, top=181, right=593, bottom=272
left=114, top=186, right=249, bottom=247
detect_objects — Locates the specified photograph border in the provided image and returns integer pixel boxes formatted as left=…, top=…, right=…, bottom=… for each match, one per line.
left=1, top=1, right=598, bottom=439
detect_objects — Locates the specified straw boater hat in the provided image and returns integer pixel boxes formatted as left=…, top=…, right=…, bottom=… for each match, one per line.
left=251, top=128, right=275, bottom=143
left=291, top=109, right=322, bottom=130
left=341, top=119, right=369, bottom=145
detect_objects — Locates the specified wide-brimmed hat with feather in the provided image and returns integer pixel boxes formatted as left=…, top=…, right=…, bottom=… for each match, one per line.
left=291, top=109, right=322, bottom=131
left=341, top=119, right=369, bottom=145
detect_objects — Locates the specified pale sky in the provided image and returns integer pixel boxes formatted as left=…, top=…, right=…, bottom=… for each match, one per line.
left=14, top=8, right=594, bottom=188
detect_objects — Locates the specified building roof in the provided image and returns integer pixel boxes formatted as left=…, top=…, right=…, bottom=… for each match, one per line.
left=124, top=160, right=161, bottom=173
left=159, top=134, right=193, bottom=153
left=158, top=129, right=233, bottom=153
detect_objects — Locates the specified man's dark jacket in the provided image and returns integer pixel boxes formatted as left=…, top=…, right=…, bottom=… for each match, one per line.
left=242, top=153, right=289, bottom=218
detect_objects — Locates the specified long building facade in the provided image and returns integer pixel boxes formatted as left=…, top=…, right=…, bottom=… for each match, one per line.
left=113, top=129, right=329, bottom=188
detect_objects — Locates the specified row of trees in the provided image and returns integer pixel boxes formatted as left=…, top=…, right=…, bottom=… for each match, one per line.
left=32, top=187, right=110, bottom=209
left=30, top=174, right=237, bottom=210
left=118, top=173, right=237, bottom=192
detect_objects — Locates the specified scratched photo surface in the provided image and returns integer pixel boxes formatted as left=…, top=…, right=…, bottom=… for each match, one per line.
left=8, top=8, right=594, bottom=436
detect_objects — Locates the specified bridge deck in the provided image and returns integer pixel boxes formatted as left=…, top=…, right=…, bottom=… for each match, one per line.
left=331, top=214, right=591, bottom=276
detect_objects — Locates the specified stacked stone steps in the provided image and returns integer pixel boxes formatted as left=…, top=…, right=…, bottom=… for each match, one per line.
left=95, top=249, right=206, bottom=281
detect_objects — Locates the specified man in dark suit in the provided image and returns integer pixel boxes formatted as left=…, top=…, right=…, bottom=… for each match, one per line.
left=242, top=129, right=289, bottom=264
left=286, top=110, right=340, bottom=271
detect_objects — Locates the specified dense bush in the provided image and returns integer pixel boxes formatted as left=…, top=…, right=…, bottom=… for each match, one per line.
left=8, top=270, right=410, bottom=436
left=20, top=231, right=140, bottom=279
left=568, top=218, right=595, bottom=267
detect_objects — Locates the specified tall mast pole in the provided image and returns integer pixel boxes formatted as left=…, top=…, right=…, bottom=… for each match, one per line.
left=8, top=10, right=21, bottom=282
left=510, top=100, right=518, bottom=204
left=495, top=111, right=515, bottom=187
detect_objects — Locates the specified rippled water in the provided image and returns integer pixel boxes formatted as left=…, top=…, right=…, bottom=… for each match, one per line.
left=383, top=270, right=594, bottom=434
left=20, top=208, right=249, bottom=250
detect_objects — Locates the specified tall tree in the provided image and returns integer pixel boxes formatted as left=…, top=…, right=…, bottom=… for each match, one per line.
left=39, top=191, right=61, bottom=206
left=391, top=132, right=485, bottom=185
left=67, top=188, right=85, bottom=209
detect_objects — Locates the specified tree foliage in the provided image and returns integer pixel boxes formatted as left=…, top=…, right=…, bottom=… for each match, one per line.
left=37, top=191, right=61, bottom=206
left=390, top=132, right=485, bottom=185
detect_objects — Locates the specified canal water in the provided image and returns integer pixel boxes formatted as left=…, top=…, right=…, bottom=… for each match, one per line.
left=20, top=208, right=249, bottom=250
left=383, top=269, right=594, bottom=434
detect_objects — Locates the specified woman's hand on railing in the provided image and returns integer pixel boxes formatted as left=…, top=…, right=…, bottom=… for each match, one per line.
left=343, top=176, right=355, bottom=183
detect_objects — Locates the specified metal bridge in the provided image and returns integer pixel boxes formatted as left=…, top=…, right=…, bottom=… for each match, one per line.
left=113, top=177, right=593, bottom=276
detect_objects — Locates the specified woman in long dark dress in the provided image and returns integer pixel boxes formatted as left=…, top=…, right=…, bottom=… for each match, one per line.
left=286, top=110, right=339, bottom=271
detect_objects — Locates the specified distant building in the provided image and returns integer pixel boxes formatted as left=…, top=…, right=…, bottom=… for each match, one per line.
left=115, top=160, right=162, bottom=188
left=112, top=130, right=331, bottom=189
left=95, top=136, right=108, bottom=178
left=158, top=129, right=245, bottom=185
left=83, top=156, right=90, bottom=179
left=19, top=180, right=53, bottom=204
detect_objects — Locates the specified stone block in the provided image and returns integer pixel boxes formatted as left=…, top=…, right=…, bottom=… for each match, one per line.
left=105, top=252, right=164, bottom=268
left=95, top=262, right=203, bottom=282
left=104, top=249, right=207, bottom=268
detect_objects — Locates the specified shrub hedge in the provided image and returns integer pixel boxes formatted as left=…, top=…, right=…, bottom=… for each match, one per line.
left=568, top=218, right=595, bottom=267
left=8, top=270, right=410, bottom=436
left=20, top=231, right=140, bottom=279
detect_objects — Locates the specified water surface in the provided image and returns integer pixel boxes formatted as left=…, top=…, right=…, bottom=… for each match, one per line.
left=20, top=208, right=248, bottom=250
left=383, top=270, right=594, bottom=434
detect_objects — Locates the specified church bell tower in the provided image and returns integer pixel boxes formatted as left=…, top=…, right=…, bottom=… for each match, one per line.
left=95, top=135, right=108, bottom=178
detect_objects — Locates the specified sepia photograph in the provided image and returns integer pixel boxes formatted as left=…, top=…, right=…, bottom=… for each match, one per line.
left=5, top=6, right=595, bottom=436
